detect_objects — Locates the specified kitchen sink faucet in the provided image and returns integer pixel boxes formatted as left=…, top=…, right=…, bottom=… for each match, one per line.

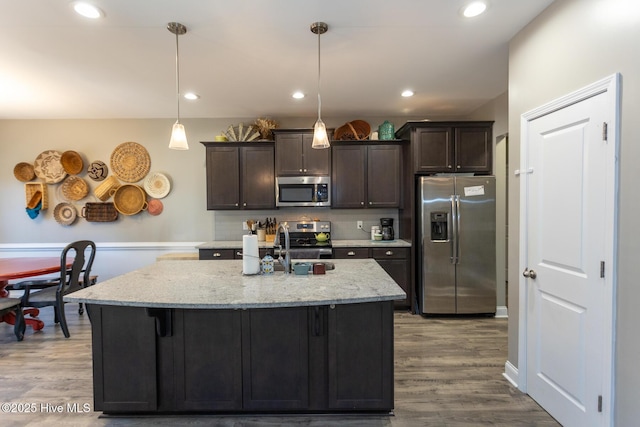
left=274, top=222, right=290, bottom=274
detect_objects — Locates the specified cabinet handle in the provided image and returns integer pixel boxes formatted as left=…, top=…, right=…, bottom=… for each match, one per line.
left=448, top=165, right=452, bottom=169
left=457, top=165, right=461, bottom=169
left=386, top=250, right=393, bottom=256
left=243, top=202, right=247, bottom=207
left=299, top=169, right=303, bottom=172
left=303, top=169, right=307, bottom=172
left=368, top=201, right=372, bottom=205
left=360, top=201, right=364, bottom=205
left=213, top=252, right=222, bottom=257
left=235, top=203, right=239, bottom=207
left=347, top=251, right=356, bottom=256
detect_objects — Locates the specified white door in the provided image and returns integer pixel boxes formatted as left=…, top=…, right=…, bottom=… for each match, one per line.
left=520, top=75, right=618, bottom=427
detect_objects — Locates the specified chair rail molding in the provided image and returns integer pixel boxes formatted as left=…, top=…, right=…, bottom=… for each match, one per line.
left=0, top=242, right=203, bottom=282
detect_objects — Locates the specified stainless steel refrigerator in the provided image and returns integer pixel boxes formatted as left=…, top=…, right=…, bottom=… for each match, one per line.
left=418, top=176, right=496, bottom=315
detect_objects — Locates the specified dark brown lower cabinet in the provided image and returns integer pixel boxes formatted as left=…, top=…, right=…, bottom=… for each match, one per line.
left=242, top=307, right=310, bottom=410
left=89, top=301, right=394, bottom=414
left=172, top=309, right=243, bottom=411
left=333, top=247, right=411, bottom=309
left=328, top=302, right=393, bottom=410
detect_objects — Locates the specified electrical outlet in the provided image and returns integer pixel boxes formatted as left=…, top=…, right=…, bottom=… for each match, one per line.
left=357, top=221, right=363, bottom=230
left=242, top=221, right=248, bottom=230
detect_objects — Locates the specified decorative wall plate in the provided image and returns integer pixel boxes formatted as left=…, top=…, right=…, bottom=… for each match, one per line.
left=61, top=176, right=89, bottom=201
left=61, top=150, right=84, bottom=175
left=54, top=203, right=77, bottom=226
left=34, top=150, right=67, bottom=183
left=14, top=162, right=35, bottom=182
left=147, top=199, right=164, bottom=216
left=143, top=172, right=171, bottom=199
left=110, top=142, right=151, bottom=183
left=87, top=160, right=109, bottom=181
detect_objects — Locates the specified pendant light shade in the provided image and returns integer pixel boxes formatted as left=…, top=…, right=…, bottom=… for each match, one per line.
left=168, top=22, right=189, bottom=150
left=170, top=121, right=188, bottom=149
left=312, top=118, right=330, bottom=149
left=311, top=22, right=330, bottom=149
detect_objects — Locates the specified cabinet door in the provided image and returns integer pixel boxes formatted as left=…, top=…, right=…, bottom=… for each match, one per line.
left=327, top=302, right=394, bottom=410
left=91, top=305, right=158, bottom=412
left=242, top=307, right=310, bottom=410
left=367, top=145, right=401, bottom=208
left=173, top=309, right=243, bottom=410
left=414, top=127, right=453, bottom=173
left=302, top=133, right=331, bottom=175
left=206, top=147, right=240, bottom=209
left=242, top=146, right=275, bottom=209
left=332, top=145, right=366, bottom=208
left=454, top=126, right=492, bottom=173
left=374, top=257, right=410, bottom=308
left=275, top=133, right=304, bottom=175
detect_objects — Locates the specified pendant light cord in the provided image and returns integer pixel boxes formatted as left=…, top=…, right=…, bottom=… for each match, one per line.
left=316, top=22, right=322, bottom=121
left=175, top=30, right=181, bottom=123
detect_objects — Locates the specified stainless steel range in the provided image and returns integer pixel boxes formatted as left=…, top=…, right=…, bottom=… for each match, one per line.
left=279, top=220, right=332, bottom=259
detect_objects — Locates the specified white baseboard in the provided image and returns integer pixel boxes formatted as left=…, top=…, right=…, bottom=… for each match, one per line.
left=495, top=305, right=508, bottom=318
left=503, top=360, right=519, bottom=388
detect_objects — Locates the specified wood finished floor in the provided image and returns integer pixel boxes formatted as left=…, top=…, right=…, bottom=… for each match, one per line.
left=0, top=306, right=560, bottom=426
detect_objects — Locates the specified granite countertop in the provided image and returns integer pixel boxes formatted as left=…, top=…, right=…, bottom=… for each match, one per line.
left=332, top=239, right=411, bottom=248
left=197, top=239, right=411, bottom=249
left=65, top=259, right=406, bottom=309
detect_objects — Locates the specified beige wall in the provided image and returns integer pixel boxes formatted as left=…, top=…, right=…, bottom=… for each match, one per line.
left=508, top=0, right=640, bottom=423
left=0, top=116, right=417, bottom=245
left=466, top=91, right=509, bottom=310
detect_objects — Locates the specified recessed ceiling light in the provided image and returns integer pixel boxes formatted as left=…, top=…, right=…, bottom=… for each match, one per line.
left=292, top=91, right=305, bottom=99
left=462, top=1, right=488, bottom=18
left=401, top=90, right=415, bottom=97
left=184, top=92, right=200, bottom=100
left=72, top=2, right=104, bottom=19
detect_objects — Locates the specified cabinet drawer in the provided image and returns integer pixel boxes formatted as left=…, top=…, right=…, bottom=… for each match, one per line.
left=371, top=248, right=409, bottom=259
left=199, top=249, right=236, bottom=260
left=333, top=248, right=370, bottom=259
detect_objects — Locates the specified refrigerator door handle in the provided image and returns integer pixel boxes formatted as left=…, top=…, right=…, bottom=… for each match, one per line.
left=450, top=195, right=457, bottom=264
left=455, top=195, right=461, bottom=264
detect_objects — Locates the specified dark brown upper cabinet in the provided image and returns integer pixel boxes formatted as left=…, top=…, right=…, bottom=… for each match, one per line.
left=274, top=129, right=331, bottom=176
left=331, top=142, right=402, bottom=209
left=201, top=142, right=275, bottom=210
left=396, top=121, right=493, bottom=174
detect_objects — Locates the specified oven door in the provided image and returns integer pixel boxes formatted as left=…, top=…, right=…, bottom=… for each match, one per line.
left=287, top=248, right=333, bottom=259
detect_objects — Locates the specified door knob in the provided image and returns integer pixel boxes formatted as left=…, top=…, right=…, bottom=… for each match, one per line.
left=522, top=268, right=537, bottom=279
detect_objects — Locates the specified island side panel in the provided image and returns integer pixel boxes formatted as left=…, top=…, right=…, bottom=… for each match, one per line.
left=90, top=305, right=158, bottom=413
left=327, top=300, right=394, bottom=410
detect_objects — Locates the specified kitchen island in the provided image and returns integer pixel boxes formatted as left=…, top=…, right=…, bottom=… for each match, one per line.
left=65, top=259, right=405, bottom=415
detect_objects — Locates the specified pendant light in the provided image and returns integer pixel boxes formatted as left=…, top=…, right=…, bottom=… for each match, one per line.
left=311, top=22, right=330, bottom=149
left=167, top=22, right=189, bottom=150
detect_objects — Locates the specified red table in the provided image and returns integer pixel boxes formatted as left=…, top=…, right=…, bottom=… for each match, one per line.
left=0, top=257, right=73, bottom=330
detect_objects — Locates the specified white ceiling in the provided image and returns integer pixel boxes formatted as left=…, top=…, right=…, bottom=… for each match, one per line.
left=0, top=0, right=555, bottom=120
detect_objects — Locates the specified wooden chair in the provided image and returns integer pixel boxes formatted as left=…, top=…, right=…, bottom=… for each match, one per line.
left=0, top=298, right=26, bottom=341
left=19, top=240, right=96, bottom=338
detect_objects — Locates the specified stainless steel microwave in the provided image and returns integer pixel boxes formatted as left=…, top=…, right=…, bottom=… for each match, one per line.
left=276, top=176, right=331, bottom=207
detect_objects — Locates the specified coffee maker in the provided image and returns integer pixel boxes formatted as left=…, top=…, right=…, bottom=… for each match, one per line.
left=380, top=218, right=394, bottom=240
